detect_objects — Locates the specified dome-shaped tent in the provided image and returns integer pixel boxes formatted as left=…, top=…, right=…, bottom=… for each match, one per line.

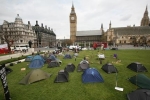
left=77, top=61, right=90, bottom=72
left=64, top=63, right=75, bottom=72
left=47, top=61, right=60, bottom=68
left=63, top=54, right=72, bottom=59
left=127, top=62, right=147, bottom=72
left=101, top=63, right=118, bottom=73
left=29, top=55, right=45, bottom=69
left=127, top=89, right=150, bottom=100
left=129, top=74, right=150, bottom=89
left=19, top=69, right=51, bottom=85
left=25, top=56, right=33, bottom=62
left=54, top=70, right=69, bottom=83
left=82, top=68, right=104, bottom=83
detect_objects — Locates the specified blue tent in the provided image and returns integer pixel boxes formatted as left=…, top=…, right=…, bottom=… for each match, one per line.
left=29, top=55, right=45, bottom=69
left=47, top=54, right=62, bottom=64
left=32, top=55, right=45, bottom=62
left=82, top=68, right=104, bottom=83
left=49, top=54, right=56, bottom=61
left=63, top=54, right=72, bottom=59
left=25, top=56, right=33, bottom=62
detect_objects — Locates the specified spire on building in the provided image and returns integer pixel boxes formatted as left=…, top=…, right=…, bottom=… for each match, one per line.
left=36, top=20, right=38, bottom=25
left=141, top=5, right=149, bottom=26
left=71, top=2, right=75, bottom=14
left=28, top=21, right=30, bottom=25
left=109, top=21, right=111, bottom=29
left=101, top=23, right=103, bottom=29
left=41, top=23, right=43, bottom=27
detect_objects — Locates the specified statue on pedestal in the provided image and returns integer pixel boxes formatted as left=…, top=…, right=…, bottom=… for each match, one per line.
left=28, top=40, right=32, bottom=48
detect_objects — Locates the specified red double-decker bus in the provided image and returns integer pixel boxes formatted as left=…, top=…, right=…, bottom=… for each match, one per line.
left=0, top=44, right=9, bottom=54
left=93, top=42, right=108, bottom=49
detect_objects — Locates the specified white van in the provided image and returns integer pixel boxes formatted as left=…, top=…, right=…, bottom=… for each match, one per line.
left=69, top=45, right=81, bottom=50
left=69, top=45, right=77, bottom=50
left=14, top=45, right=29, bottom=52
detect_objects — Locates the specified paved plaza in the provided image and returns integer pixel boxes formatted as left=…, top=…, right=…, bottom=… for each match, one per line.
left=0, top=45, right=150, bottom=61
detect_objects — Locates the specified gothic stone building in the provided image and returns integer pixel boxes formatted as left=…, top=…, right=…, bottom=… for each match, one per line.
left=106, top=6, right=150, bottom=46
left=70, top=4, right=150, bottom=46
left=69, top=4, right=104, bottom=46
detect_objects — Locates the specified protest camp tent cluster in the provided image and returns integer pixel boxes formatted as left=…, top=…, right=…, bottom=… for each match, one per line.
left=29, top=55, right=45, bottom=69
left=77, top=60, right=90, bottom=72
left=82, top=68, right=104, bottom=83
left=128, top=74, right=150, bottom=89
left=64, top=63, right=75, bottom=72
left=19, top=69, right=51, bottom=85
left=127, top=62, right=147, bottom=72
left=101, top=63, right=118, bottom=73
left=127, top=89, right=150, bottom=100
left=54, top=70, right=69, bottom=83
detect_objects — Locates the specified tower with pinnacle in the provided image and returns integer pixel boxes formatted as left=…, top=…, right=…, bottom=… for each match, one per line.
left=141, top=6, right=150, bottom=26
left=70, top=3, right=77, bottom=44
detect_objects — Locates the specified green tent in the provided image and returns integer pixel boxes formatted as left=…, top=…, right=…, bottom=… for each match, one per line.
left=129, top=74, right=150, bottom=89
left=19, top=69, right=51, bottom=85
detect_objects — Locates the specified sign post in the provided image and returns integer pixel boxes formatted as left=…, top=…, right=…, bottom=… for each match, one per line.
left=0, top=65, right=11, bottom=100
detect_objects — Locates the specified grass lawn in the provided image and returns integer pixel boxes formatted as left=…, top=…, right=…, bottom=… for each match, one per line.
left=0, top=49, right=150, bottom=100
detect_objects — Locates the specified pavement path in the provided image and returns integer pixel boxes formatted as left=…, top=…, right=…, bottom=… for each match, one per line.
left=0, top=47, right=56, bottom=61
left=0, top=45, right=150, bottom=62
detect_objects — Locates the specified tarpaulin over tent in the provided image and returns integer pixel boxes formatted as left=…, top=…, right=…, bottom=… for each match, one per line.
left=19, top=69, right=51, bottom=85
left=82, top=68, right=104, bottom=83
left=129, top=74, right=150, bottom=89
left=127, top=89, right=150, bottom=100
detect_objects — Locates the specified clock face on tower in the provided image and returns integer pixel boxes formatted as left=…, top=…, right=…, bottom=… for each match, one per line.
left=71, top=17, right=74, bottom=20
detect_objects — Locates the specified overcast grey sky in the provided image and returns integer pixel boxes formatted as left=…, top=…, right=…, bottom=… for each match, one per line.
left=0, top=0, right=149, bottom=39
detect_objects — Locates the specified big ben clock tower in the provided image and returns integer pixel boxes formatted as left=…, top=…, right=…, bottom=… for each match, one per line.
left=70, top=3, right=77, bottom=44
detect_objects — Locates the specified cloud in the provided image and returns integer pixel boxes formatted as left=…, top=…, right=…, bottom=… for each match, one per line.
left=120, top=14, right=131, bottom=21
left=0, top=0, right=150, bottom=39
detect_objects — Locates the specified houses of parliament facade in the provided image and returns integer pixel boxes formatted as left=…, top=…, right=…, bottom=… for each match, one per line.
left=70, top=5, right=150, bottom=46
